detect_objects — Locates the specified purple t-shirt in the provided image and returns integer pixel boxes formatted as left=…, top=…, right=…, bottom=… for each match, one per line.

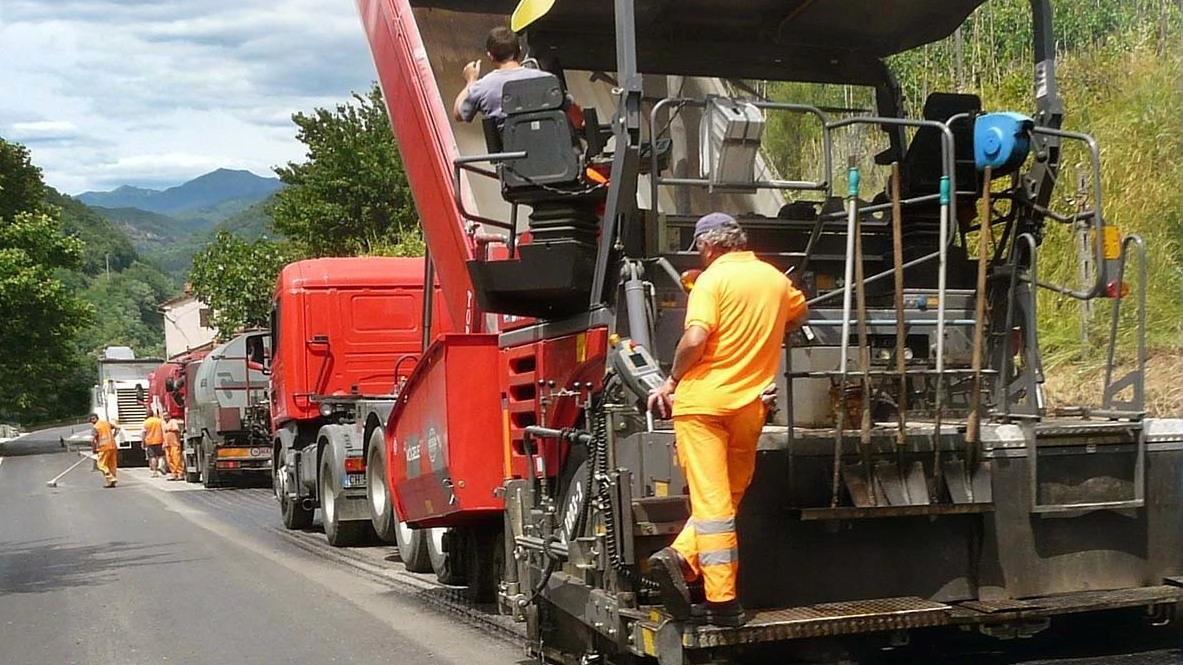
left=458, top=67, right=557, bottom=123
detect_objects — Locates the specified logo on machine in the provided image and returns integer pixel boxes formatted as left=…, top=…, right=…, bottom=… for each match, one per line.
left=426, top=426, right=441, bottom=466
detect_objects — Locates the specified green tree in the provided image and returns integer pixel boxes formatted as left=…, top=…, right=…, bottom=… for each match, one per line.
left=188, top=231, right=298, bottom=338
left=268, top=83, right=420, bottom=256
left=0, top=138, right=94, bottom=422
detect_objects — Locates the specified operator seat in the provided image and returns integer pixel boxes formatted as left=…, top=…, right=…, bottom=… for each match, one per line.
left=900, top=92, right=982, bottom=199
left=894, top=92, right=982, bottom=289
left=466, top=74, right=606, bottom=320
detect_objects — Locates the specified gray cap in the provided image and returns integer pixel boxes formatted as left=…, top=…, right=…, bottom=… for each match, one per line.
left=688, top=212, right=738, bottom=249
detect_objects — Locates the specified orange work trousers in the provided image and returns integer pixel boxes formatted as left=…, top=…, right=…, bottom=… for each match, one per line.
left=671, top=399, right=765, bottom=603
left=165, top=445, right=184, bottom=479
left=96, top=448, right=118, bottom=485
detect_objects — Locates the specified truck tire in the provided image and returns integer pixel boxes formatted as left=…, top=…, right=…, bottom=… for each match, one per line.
left=201, top=442, right=219, bottom=489
left=464, top=523, right=505, bottom=604
left=394, top=519, right=432, bottom=574
left=321, top=451, right=370, bottom=547
left=428, top=527, right=467, bottom=585
left=275, top=450, right=313, bottom=530
left=366, top=430, right=398, bottom=542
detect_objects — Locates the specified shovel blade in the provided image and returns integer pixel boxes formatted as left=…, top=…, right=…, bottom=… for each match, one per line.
left=841, top=463, right=875, bottom=507
left=873, top=460, right=908, bottom=506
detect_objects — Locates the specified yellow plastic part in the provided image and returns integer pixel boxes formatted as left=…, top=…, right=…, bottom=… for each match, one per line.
left=511, top=0, right=555, bottom=32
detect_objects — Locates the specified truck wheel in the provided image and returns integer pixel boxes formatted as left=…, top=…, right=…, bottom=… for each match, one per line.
left=276, top=454, right=313, bottom=530
left=201, top=445, right=219, bottom=489
left=394, top=519, right=432, bottom=573
left=428, top=527, right=467, bottom=585
left=321, top=454, right=369, bottom=547
left=464, top=523, right=505, bottom=604
left=366, top=430, right=397, bottom=542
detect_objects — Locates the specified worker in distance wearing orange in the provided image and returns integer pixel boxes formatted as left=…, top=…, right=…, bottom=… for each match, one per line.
left=142, top=409, right=165, bottom=478
left=162, top=411, right=184, bottom=481
left=646, top=212, right=808, bottom=626
left=90, top=413, right=120, bottom=488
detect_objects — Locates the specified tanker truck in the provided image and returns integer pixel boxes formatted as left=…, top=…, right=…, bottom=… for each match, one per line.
left=183, top=331, right=272, bottom=488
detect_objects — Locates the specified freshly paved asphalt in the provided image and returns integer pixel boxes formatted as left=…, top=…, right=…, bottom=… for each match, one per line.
left=0, top=427, right=527, bottom=665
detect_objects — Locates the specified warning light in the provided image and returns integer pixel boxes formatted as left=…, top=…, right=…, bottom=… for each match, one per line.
left=679, top=269, right=703, bottom=293
left=608, top=333, right=620, bottom=347
left=344, top=457, right=366, bottom=473
left=1104, top=280, right=1130, bottom=299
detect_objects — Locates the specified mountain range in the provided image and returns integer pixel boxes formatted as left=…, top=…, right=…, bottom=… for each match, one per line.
left=75, top=168, right=283, bottom=281
left=78, top=168, right=283, bottom=214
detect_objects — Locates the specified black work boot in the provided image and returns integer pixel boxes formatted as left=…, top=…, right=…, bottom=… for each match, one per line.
left=690, top=599, right=748, bottom=627
left=647, top=547, right=693, bottom=620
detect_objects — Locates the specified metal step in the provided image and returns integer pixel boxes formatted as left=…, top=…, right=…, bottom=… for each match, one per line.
left=685, top=596, right=950, bottom=648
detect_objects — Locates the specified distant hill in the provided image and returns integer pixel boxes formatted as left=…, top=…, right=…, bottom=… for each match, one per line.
left=91, top=206, right=181, bottom=252
left=78, top=168, right=282, bottom=215
left=146, top=198, right=277, bottom=279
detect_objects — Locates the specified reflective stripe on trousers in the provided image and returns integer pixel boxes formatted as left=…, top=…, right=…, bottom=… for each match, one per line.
left=670, top=399, right=764, bottom=603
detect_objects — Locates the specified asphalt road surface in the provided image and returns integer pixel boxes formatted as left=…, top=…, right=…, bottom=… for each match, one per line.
left=1, top=425, right=1180, bottom=665
left=0, top=427, right=527, bottom=665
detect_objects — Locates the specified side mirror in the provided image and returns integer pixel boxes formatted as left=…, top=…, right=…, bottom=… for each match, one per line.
left=164, top=377, right=176, bottom=392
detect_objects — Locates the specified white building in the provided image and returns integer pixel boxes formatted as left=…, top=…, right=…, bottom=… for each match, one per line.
left=160, top=289, right=217, bottom=360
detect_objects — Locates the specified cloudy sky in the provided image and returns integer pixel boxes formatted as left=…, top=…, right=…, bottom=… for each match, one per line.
left=0, top=0, right=379, bottom=194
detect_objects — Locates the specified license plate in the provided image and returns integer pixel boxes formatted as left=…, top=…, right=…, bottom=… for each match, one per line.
left=343, top=473, right=367, bottom=489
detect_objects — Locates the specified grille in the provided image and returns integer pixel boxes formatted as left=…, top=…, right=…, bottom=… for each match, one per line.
left=116, top=388, right=148, bottom=425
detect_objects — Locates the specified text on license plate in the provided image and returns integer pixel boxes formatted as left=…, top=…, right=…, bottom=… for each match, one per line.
left=343, top=473, right=367, bottom=489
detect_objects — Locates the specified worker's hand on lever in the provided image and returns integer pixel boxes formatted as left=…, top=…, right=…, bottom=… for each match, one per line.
left=462, top=59, right=481, bottom=83
left=646, top=376, right=677, bottom=420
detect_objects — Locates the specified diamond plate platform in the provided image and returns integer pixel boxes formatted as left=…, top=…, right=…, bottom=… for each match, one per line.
left=686, top=596, right=950, bottom=648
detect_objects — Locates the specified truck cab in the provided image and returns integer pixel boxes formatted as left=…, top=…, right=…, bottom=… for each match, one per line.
left=269, top=257, right=445, bottom=547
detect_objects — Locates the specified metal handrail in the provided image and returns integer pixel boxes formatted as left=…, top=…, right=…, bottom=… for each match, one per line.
left=451, top=151, right=527, bottom=234
left=1102, top=234, right=1147, bottom=414
left=646, top=96, right=833, bottom=225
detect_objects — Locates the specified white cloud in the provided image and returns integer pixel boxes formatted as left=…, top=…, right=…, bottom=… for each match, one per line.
left=0, top=0, right=378, bottom=194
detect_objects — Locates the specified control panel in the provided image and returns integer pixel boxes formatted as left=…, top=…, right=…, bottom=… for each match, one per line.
left=608, top=337, right=666, bottom=403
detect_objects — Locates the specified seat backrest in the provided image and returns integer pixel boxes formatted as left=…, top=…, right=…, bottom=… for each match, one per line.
left=500, top=75, right=580, bottom=193
left=901, top=92, right=981, bottom=197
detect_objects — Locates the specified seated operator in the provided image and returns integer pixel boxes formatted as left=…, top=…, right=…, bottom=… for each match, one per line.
left=453, top=26, right=583, bottom=130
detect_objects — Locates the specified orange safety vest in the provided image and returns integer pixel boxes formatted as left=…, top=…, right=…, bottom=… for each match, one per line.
left=94, top=420, right=117, bottom=450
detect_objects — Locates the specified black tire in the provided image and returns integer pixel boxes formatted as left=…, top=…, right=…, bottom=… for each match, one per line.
left=276, top=447, right=313, bottom=530
left=201, top=443, right=219, bottom=489
left=394, top=519, right=433, bottom=573
left=428, top=527, right=467, bottom=585
left=366, top=430, right=397, bottom=543
left=321, top=451, right=369, bottom=547
left=464, top=523, right=505, bottom=603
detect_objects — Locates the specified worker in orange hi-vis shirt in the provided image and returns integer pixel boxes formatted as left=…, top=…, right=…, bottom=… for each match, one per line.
left=646, top=212, right=808, bottom=627
left=141, top=411, right=165, bottom=478
left=162, top=412, right=184, bottom=481
left=89, top=413, right=120, bottom=488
